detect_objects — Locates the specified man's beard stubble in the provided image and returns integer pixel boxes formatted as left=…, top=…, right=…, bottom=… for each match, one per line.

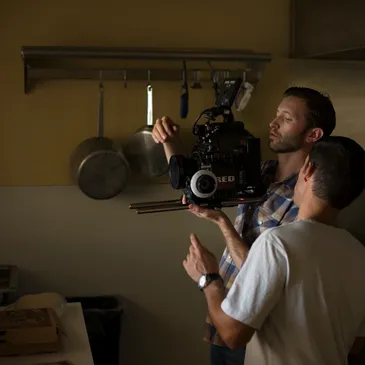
left=269, top=133, right=306, bottom=153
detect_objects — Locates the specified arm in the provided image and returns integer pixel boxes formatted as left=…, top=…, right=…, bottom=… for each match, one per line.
left=163, top=138, right=185, bottom=163
left=203, top=279, right=255, bottom=349
left=183, top=231, right=287, bottom=350
left=216, top=214, right=250, bottom=268
left=220, top=230, right=287, bottom=343
left=188, top=205, right=250, bottom=268
left=152, top=116, right=185, bottom=162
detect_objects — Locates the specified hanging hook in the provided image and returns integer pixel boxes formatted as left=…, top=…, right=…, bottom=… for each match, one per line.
left=97, top=69, right=104, bottom=139
left=99, top=69, right=103, bottom=89
left=123, top=70, right=127, bottom=88
left=147, top=69, right=151, bottom=86
left=207, top=61, right=219, bottom=98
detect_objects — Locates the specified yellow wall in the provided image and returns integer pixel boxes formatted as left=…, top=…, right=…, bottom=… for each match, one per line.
left=0, top=0, right=289, bottom=186
left=0, top=1, right=293, bottom=365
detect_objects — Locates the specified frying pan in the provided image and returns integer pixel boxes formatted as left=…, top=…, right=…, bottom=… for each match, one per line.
left=123, top=71, right=168, bottom=178
left=70, top=71, right=130, bottom=199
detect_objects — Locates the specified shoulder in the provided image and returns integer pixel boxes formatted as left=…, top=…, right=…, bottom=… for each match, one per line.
left=257, top=219, right=345, bottom=248
left=253, top=221, right=308, bottom=249
left=261, top=220, right=307, bottom=238
left=252, top=226, right=288, bottom=253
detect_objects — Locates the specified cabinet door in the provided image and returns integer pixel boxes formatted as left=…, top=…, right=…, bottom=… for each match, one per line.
left=290, top=0, right=365, bottom=59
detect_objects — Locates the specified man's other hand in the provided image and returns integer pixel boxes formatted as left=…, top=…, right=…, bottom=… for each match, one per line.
left=183, top=233, right=219, bottom=282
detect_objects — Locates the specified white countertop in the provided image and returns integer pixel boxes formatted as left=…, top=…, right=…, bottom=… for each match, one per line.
left=1, top=302, right=94, bottom=365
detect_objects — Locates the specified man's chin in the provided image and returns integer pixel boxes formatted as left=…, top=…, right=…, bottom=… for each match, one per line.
left=269, top=142, right=299, bottom=154
left=269, top=142, right=283, bottom=153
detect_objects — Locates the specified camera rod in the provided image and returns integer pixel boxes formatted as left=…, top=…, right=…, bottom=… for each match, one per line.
left=129, top=196, right=266, bottom=214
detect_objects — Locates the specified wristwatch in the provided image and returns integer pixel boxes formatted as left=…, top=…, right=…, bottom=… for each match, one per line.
left=198, top=273, right=222, bottom=291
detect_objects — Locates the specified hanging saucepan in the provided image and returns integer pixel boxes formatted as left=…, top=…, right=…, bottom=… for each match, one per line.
left=70, top=70, right=130, bottom=200
left=123, top=70, right=168, bottom=178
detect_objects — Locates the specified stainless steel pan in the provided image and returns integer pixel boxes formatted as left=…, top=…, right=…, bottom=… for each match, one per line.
left=70, top=71, right=130, bottom=199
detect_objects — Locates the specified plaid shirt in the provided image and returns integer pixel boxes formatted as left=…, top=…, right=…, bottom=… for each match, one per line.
left=204, top=160, right=299, bottom=346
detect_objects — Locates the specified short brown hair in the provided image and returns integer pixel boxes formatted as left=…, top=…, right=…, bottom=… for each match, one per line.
left=284, top=87, right=336, bottom=138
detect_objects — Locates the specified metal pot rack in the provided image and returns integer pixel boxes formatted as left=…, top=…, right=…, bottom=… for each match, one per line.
left=21, top=46, right=272, bottom=94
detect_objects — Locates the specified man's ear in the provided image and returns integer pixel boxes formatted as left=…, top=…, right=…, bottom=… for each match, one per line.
left=306, top=128, right=324, bottom=144
left=303, top=161, right=315, bottom=182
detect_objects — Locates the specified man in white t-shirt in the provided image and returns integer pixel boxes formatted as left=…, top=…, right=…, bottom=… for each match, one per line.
left=183, top=136, right=365, bottom=365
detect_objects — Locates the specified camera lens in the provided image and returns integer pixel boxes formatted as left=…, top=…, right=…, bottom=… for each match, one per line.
left=169, top=155, right=185, bottom=189
left=169, top=155, right=197, bottom=189
left=196, top=175, right=216, bottom=194
left=190, top=170, right=218, bottom=198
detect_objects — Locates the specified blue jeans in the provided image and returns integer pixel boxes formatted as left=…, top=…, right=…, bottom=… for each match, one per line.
left=210, top=344, right=246, bottom=365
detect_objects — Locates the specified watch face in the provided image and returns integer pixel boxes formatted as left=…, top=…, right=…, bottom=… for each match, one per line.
left=198, top=275, right=207, bottom=288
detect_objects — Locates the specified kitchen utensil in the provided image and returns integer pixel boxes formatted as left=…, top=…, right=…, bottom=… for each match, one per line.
left=70, top=71, right=130, bottom=199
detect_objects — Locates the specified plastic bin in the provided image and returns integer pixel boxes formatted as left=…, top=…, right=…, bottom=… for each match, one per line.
left=66, top=295, right=124, bottom=365
left=0, top=265, right=19, bottom=306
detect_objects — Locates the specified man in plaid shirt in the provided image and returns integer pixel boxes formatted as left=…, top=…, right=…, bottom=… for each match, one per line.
left=152, top=86, right=336, bottom=365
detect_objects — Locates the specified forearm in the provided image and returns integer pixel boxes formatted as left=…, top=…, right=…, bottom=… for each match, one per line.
left=217, top=215, right=249, bottom=268
left=163, top=138, right=185, bottom=163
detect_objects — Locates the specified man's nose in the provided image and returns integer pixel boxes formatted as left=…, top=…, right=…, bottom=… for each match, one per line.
left=269, top=116, right=280, bottom=130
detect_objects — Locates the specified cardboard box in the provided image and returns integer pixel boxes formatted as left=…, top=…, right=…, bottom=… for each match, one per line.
left=0, top=307, right=65, bottom=356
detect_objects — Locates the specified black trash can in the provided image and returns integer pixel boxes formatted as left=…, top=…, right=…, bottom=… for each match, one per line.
left=66, top=295, right=124, bottom=365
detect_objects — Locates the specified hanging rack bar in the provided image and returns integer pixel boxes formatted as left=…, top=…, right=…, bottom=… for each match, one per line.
left=21, top=46, right=272, bottom=93
left=21, top=46, right=272, bottom=62
left=26, top=67, right=254, bottom=81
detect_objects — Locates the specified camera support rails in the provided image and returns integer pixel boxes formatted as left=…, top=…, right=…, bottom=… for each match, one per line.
left=129, top=195, right=267, bottom=214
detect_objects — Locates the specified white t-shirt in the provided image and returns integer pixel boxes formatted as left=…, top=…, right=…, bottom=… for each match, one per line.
left=221, top=219, right=365, bottom=365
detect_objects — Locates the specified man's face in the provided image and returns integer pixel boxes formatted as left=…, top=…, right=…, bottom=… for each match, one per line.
left=269, top=96, right=310, bottom=153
